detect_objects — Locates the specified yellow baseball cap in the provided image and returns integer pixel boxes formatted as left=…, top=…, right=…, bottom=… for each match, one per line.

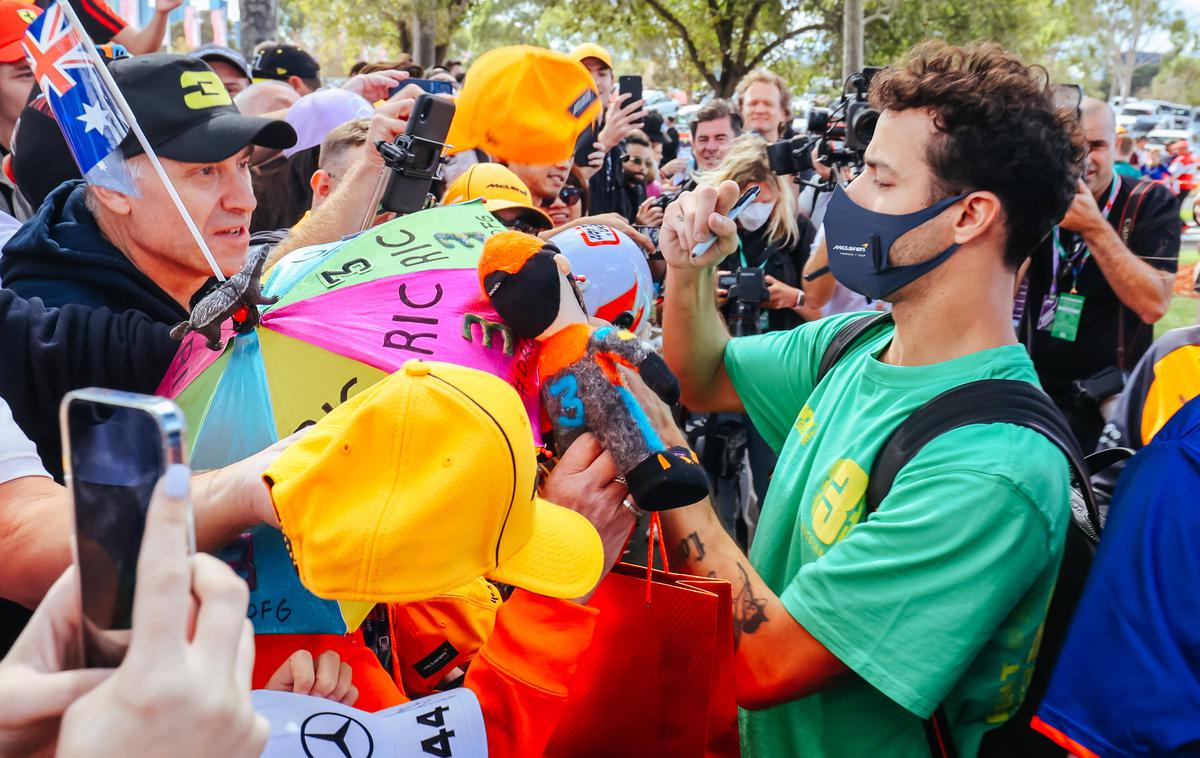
left=442, top=163, right=553, bottom=230
left=263, top=360, right=604, bottom=603
left=570, top=42, right=613, bottom=70
left=445, top=46, right=601, bottom=164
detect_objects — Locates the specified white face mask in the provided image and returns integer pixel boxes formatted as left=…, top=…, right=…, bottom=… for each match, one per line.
left=738, top=200, right=775, bottom=232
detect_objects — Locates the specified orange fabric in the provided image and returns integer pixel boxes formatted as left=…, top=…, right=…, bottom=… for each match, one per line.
left=464, top=589, right=599, bottom=758
left=252, top=591, right=598, bottom=758
left=1030, top=716, right=1103, bottom=758
left=477, top=230, right=545, bottom=290
left=538, top=323, right=591, bottom=379
left=387, top=578, right=501, bottom=697
left=252, top=632, right=407, bottom=712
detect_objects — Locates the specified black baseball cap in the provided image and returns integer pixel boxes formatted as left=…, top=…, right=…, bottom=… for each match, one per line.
left=189, top=43, right=252, bottom=80
left=111, top=53, right=296, bottom=163
left=251, top=44, right=320, bottom=81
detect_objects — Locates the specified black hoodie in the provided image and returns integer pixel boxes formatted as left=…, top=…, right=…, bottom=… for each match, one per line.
left=0, top=289, right=177, bottom=481
left=0, top=180, right=188, bottom=325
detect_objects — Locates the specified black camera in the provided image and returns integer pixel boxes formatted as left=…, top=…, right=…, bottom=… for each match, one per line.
left=719, top=268, right=770, bottom=337
left=767, top=67, right=881, bottom=176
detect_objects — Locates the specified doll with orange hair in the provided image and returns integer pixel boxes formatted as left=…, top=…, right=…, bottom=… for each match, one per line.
left=478, top=231, right=709, bottom=511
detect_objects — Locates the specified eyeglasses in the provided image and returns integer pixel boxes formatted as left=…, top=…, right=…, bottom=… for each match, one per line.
left=624, top=156, right=650, bottom=167
left=539, top=186, right=583, bottom=208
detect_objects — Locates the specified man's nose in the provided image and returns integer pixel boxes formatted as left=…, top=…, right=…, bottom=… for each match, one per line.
left=222, top=170, right=257, bottom=214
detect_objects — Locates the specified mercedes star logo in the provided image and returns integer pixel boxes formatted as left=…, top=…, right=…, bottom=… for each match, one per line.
left=299, top=712, right=374, bottom=758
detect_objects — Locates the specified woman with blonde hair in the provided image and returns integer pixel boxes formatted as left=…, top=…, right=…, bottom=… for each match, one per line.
left=696, top=134, right=820, bottom=332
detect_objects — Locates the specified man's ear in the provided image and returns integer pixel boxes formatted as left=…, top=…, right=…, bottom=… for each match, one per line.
left=951, top=191, right=1002, bottom=248
left=287, top=75, right=304, bottom=93
left=310, top=169, right=331, bottom=200
left=90, top=185, right=134, bottom=216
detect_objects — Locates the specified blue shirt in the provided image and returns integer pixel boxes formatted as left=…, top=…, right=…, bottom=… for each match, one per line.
left=1034, top=395, right=1200, bottom=757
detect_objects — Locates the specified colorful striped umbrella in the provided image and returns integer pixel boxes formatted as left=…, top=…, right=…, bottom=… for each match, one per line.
left=155, top=201, right=541, bottom=635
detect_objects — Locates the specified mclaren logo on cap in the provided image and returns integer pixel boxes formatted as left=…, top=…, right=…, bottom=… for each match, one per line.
left=180, top=70, right=232, bottom=110
left=16, top=8, right=37, bottom=23
left=299, top=712, right=374, bottom=757
left=568, top=89, right=598, bottom=119
left=485, top=182, right=524, bottom=194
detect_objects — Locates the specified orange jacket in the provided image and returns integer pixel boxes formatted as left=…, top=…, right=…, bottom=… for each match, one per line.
left=252, top=590, right=598, bottom=757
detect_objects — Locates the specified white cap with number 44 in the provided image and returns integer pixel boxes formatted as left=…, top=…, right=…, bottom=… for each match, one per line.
left=251, top=688, right=487, bottom=758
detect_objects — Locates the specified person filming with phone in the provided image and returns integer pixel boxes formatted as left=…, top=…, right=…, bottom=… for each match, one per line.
left=650, top=41, right=1080, bottom=757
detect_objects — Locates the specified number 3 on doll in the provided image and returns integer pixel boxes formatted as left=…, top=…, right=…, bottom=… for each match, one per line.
left=548, top=375, right=586, bottom=428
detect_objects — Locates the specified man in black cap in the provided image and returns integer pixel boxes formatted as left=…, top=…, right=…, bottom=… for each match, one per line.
left=251, top=43, right=321, bottom=96
left=189, top=43, right=252, bottom=96
left=0, top=53, right=295, bottom=324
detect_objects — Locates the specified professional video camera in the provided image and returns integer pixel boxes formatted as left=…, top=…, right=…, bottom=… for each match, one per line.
left=767, top=67, right=882, bottom=176
left=719, top=268, right=771, bottom=337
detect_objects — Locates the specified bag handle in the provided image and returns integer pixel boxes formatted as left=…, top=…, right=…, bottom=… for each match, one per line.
left=644, top=513, right=670, bottom=606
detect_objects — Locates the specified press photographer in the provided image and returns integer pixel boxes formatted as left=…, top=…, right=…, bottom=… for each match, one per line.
left=705, top=135, right=820, bottom=334
left=685, top=134, right=819, bottom=545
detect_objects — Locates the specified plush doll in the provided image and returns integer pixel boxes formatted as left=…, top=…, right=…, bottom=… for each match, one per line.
left=478, top=231, right=710, bottom=511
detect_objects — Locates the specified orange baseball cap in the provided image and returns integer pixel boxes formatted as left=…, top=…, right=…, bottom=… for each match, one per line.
left=442, top=163, right=553, bottom=230
left=570, top=43, right=613, bottom=70
left=264, top=360, right=604, bottom=604
left=389, top=577, right=501, bottom=697
left=0, top=0, right=40, bottom=64
left=445, top=45, right=601, bottom=164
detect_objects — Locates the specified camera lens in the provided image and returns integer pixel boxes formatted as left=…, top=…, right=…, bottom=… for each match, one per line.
left=852, top=109, right=878, bottom=144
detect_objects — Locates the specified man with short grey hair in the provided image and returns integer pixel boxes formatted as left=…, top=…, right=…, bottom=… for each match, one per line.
left=0, top=53, right=295, bottom=323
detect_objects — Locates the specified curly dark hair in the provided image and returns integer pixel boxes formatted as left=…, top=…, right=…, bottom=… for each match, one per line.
left=869, top=40, right=1085, bottom=270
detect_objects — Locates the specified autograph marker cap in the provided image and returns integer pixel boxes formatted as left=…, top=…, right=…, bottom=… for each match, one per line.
left=264, top=360, right=604, bottom=603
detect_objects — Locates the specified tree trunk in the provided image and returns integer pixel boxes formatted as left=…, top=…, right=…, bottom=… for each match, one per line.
left=411, top=0, right=438, bottom=68
left=842, top=0, right=864, bottom=83
left=239, top=0, right=277, bottom=59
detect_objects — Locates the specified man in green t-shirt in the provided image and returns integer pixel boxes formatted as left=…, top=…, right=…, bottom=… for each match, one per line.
left=640, top=41, right=1084, bottom=758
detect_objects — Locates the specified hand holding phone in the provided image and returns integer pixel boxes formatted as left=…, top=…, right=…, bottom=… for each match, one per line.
left=62, top=389, right=188, bottom=669
left=618, top=75, right=643, bottom=111
left=56, top=466, right=270, bottom=758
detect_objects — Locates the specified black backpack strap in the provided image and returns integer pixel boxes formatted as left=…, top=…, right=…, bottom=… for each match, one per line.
left=861, top=378, right=1103, bottom=758
left=864, top=379, right=1101, bottom=536
left=815, top=312, right=894, bottom=384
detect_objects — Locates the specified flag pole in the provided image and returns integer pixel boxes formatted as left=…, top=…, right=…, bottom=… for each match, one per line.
left=54, top=0, right=226, bottom=282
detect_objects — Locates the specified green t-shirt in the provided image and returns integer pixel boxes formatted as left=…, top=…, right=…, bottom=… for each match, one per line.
left=725, top=313, right=1070, bottom=758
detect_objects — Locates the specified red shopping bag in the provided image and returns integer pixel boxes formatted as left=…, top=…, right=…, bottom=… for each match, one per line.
left=544, top=518, right=739, bottom=757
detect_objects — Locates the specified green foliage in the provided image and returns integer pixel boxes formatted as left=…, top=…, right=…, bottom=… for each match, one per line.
left=276, top=0, right=1196, bottom=104
left=1146, top=56, right=1200, bottom=103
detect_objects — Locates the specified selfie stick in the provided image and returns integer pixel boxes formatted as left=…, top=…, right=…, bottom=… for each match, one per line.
left=57, top=0, right=227, bottom=282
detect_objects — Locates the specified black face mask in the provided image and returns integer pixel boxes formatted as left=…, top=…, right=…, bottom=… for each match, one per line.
left=822, top=184, right=968, bottom=301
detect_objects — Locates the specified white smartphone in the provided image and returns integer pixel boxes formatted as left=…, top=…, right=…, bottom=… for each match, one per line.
left=60, top=388, right=190, bottom=668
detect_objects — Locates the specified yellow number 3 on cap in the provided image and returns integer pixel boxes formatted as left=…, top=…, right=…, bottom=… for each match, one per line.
left=180, top=71, right=233, bottom=109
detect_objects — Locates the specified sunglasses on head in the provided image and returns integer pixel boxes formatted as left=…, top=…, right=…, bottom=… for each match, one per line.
left=540, top=186, right=583, bottom=208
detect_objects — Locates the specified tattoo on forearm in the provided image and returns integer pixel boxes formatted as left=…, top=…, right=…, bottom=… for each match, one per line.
left=733, top=563, right=768, bottom=649
left=678, top=531, right=706, bottom=563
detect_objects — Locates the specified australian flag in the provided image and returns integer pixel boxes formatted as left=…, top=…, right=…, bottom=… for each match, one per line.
left=21, top=1, right=135, bottom=194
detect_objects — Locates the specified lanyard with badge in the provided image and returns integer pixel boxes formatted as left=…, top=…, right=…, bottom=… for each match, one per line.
left=1036, top=176, right=1119, bottom=342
